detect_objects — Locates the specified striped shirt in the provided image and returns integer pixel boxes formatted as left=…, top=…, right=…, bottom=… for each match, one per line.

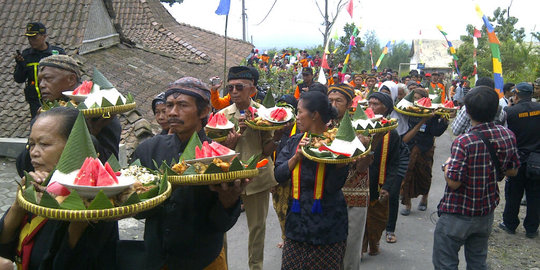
left=438, top=122, right=520, bottom=216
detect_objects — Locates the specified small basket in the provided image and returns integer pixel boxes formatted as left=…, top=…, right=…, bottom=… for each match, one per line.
left=167, top=169, right=259, bottom=185
left=82, top=103, right=136, bottom=118
left=393, top=106, right=433, bottom=118
left=301, top=144, right=372, bottom=164
left=16, top=181, right=172, bottom=222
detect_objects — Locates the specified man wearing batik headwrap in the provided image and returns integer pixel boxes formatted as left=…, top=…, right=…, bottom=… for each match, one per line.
left=327, top=84, right=373, bottom=268
left=328, top=84, right=354, bottom=127
left=132, top=77, right=248, bottom=269
left=151, top=92, right=168, bottom=135
left=16, top=55, right=121, bottom=177
left=362, top=92, right=405, bottom=256
left=219, top=66, right=279, bottom=270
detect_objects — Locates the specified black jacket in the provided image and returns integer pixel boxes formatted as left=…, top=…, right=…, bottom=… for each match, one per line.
left=504, top=99, right=540, bottom=161
left=369, top=130, right=402, bottom=200
left=132, top=131, right=241, bottom=270
left=0, top=212, right=118, bottom=270
left=13, top=43, right=65, bottom=100
left=274, top=133, right=349, bottom=245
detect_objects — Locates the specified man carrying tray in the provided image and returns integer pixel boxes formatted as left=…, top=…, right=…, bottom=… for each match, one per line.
left=16, top=55, right=121, bottom=178
left=219, top=66, right=280, bottom=270
left=132, top=77, right=249, bottom=269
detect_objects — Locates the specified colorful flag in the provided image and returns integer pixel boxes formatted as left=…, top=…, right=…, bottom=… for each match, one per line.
left=342, top=27, right=358, bottom=73
left=436, top=25, right=460, bottom=75
left=374, top=41, right=391, bottom=70
left=215, top=0, right=231, bottom=15
left=346, top=0, right=354, bottom=18
left=476, top=4, right=503, bottom=96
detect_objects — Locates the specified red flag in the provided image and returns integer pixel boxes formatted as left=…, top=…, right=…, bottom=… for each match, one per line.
left=321, top=53, right=330, bottom=69
left=346, top=0, right=353, bottom=18
left=473, top=28, right=482, bottom=38
left=349, top=35, right=356, bottom=47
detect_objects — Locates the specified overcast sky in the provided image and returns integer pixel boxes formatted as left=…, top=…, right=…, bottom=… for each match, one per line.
left=165, top=0, right=538, bottom=50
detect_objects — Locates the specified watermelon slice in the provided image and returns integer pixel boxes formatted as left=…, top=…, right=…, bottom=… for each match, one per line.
left=209, top=142, right=232, bottom=156
left=104, top=162, right=119, bottom=184
left=95, top=164, right=116, bottom=186
left=195, top=145, right=204, bottom=159
left=270, top=108, right=287, bottom=122
left=74, top=157, right=97, bottom=186
left=202, top=141, right=213, bottom=158
left=207, top=113, right=218, bottom=128
left=73, top=81, right=93, bottom=95
left=351, top=95, right=363, bottom=108
left=364, top=107, right=376, bottom=119
left=46, top=181, right=71, bottom=196
left=216, top=113, right=228, bottom=126
left=444, top=100, right=455, bottom=108
left=418, top=97, right=432, bottom=107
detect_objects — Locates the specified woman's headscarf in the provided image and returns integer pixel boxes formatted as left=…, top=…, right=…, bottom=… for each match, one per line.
left=379, top=80, right=398, bottom=103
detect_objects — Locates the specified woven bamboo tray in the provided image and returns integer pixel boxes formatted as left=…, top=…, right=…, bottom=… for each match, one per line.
left=82, top=103, right=136, bottom=118
left=245, top=120, right=288, bottom=131
left=16, top=181, right=171, bottom=221
left=167, top=169, right=259, bottom=185
left=355, top=122, right=399, bottom=134
left=301, top=144, right=372, bottom=164
left=393, top=106, right=433, bottom=118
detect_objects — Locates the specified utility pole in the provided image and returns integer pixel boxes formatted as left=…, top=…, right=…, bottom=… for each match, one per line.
left=242, top=0, right=246, bottom=41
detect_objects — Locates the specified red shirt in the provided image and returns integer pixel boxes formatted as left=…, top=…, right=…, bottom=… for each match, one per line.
left=438, top=122, right=520, bottom=216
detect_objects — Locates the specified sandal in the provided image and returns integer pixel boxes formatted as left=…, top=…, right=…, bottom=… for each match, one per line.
left=386, top=232, right=397, bottom=243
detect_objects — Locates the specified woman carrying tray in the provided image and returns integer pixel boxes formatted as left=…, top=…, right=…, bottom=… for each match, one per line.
left=274, top=91, right=350, bottom=269
left=400, top=88, right=449, bottom=215
left=0, top=107, right=118, bottom=269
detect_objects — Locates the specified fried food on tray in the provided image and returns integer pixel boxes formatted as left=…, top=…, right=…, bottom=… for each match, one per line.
left=172, top=161, right=189, bottom=174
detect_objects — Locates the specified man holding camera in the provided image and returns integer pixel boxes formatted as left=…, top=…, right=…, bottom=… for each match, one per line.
left=13, top=22, right=65, bottom=118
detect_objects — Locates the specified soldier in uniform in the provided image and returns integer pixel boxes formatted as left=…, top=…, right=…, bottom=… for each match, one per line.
left=13, top=22, right=65, bottom=118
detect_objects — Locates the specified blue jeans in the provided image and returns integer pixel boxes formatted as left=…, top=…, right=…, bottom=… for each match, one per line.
left=433, top=212, right=494, bottom=270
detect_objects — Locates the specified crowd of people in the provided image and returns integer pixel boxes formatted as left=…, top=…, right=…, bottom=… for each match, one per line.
left=3, top=21, right=540, bottom=270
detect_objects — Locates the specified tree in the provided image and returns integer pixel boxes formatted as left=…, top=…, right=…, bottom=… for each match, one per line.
left=455, top=7, right=539, bottom=83
left=160, top=0, right=184, bottom=6
left=330, top=23, right=365, bottom=71
left=314, top=0, right=347, bottom=47
left=380, top=41, right=411, bottom=73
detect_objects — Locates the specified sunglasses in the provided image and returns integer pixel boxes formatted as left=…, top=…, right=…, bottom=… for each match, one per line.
left=227, top=83, right=251, bottom=92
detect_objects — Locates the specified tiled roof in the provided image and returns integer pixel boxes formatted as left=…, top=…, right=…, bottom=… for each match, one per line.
left=0, top=0, right=253, bottom=154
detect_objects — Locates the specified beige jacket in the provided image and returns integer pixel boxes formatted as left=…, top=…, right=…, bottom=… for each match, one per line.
left=219, top=100, right=277, bottom=195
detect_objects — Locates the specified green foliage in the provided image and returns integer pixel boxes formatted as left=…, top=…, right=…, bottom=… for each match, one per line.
left=332, top=23, right=365, bottom=71
left=254, top=65, right=296, bottom=97
left=455, top=7, right=539, bottom=83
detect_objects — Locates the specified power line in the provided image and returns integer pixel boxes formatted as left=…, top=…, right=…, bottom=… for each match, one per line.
left=255, top=0, right=278, bottom=26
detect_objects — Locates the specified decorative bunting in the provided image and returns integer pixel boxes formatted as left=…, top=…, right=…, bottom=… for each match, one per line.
left=475, top=4, right=504, bottom=97
left=436, top=25, right=460, bottom=75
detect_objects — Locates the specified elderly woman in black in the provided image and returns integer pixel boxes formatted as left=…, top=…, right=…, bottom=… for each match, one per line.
left=0, top=107, right=118, bottom=270
left=274, top=91, right=349, bottom=270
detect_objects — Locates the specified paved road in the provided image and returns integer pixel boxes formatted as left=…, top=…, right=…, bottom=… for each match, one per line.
left=226, top=129, right=463, bottom=270
left=0, top=129, right=459, bottom=269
